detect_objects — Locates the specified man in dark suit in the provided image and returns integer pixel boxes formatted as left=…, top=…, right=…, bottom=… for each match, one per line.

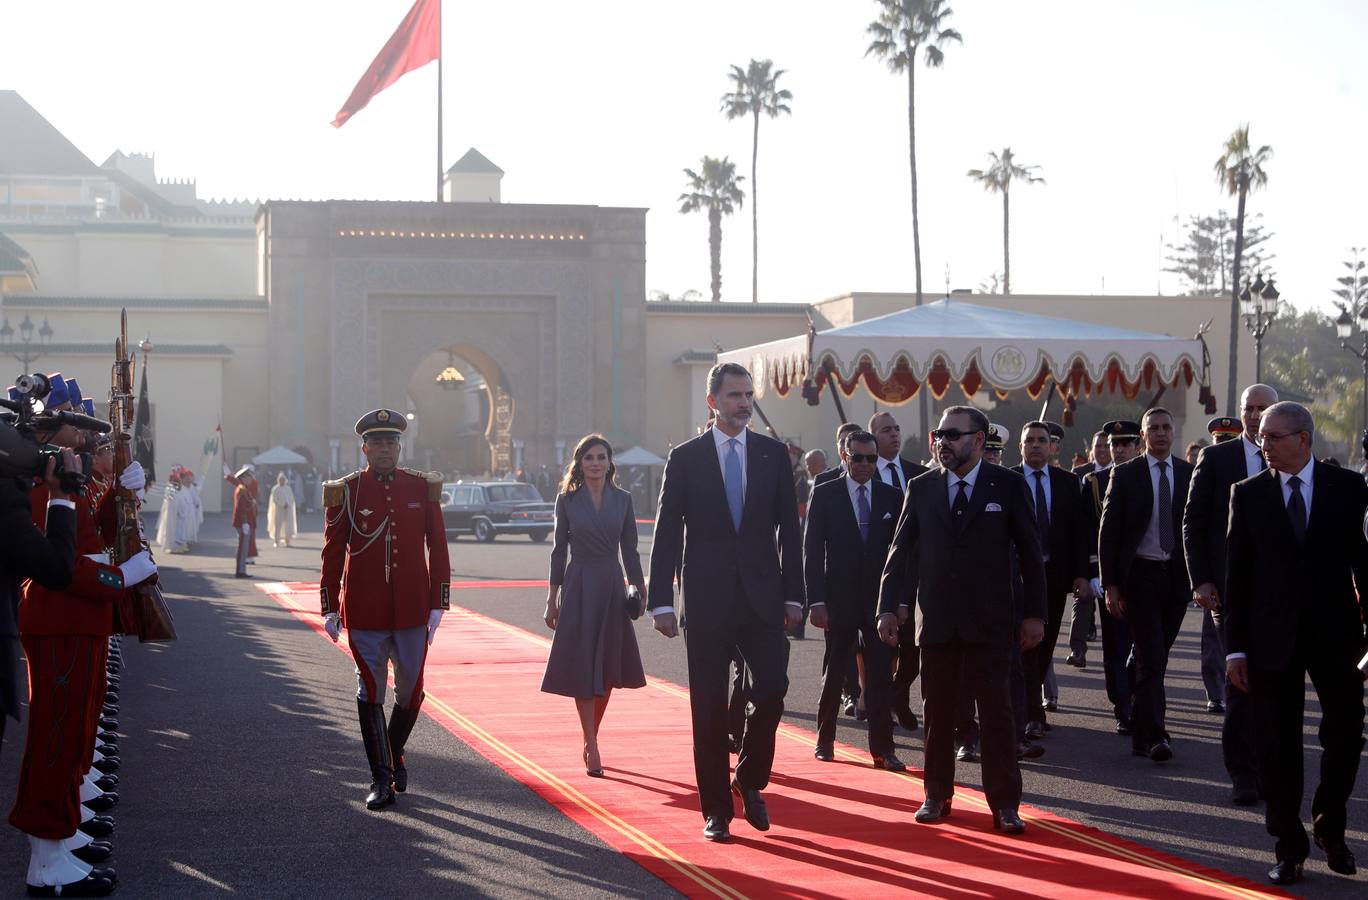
left=805, top=431, right=904, bottom=769
left=1182, top=384, right=1278, bottom=806
left=814, top=422, right=865, bottom=714
left=1225, top=401, right=1368, bottom=885
left=1079, top=421, right=1142, bottom=733
left=869, top=411, right=930, bottom=733
left=813, top=422, right=862, bottom=488
left=1013, top=422, right=1091, bottom=739
left=877, top=406, right=1046, bottom=835
left=1072, top=430, right=1111, bottom=477
left=649, top=362, right=804, bottom=843
left=1099, top=407, right=1192, bottom=763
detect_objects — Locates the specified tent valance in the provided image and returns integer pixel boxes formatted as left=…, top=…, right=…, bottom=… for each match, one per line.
left=716, top=299, right=1209, bottom=408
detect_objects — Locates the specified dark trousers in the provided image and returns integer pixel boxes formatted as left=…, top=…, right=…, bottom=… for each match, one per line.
left=1208, top=609, right=1257, bottom=785
left=1123, top=559, right=1188, bottom=751
left=892, top=618, right=919, bottom=717
left=817, top=622, right=893, bottom=756
left=1068, top=593, right=1096, bottom=655
left=727, top=651, right=748, bottom=744
left=1200, top=608, right=1226, bottom=703
left=1098, top=603, right=1134, bottom=723
left=1249, top=654, right=1365, bottom=862
left=921, top=639, right=1021, bottom=813
left=1023, top=574, right=1069, bottom=724
left=684, top=595, right=790, bottom=821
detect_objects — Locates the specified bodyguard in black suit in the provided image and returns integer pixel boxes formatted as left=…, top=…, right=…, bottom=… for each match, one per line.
left=812, top=422, right=863, bottom=488
left=805, top=432, right=904, bottom=769
left=649, top=363, right=804, bottom=843
left=877, top=406, right=1046, bottom=835
left=1226, top=402, right=1368, bottom=885
left=1099, top=407, right=1192, bottom=762
left=1012, top=422, right=1091, bottom=737
left=1181, top=384, right=1277, bottom=805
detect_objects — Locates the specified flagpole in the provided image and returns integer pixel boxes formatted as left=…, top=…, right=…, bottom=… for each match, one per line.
left=436, top=0, right=443, bottom=202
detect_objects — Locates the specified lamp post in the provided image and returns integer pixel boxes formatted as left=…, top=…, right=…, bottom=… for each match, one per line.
left=0, top=313, right=54, bottom=369
left=1335, top=304, right=1368, bottom=433
left=1239, top=273, right=1280, bottom=382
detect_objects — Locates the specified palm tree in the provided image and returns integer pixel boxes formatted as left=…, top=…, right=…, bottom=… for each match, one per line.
left=866, top=0, right=961, bottom=441
left=1213, top=125, right=1272, bottom=412
left=679, top=157, right=746, bottom=303
left=721, top=59, right=792, bottom=304
left=966, top=148, right=1044, bottom=295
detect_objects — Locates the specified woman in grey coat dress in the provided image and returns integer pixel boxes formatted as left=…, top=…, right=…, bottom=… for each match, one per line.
left=541, top=435, right=646, bottom=776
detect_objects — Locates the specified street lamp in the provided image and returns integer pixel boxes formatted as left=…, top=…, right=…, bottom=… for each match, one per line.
left=1335, top=303, right=1368, bottom=433
left=0, top=313, right=54, bottom=369
left=1240, top=272, right=1280, bottom=381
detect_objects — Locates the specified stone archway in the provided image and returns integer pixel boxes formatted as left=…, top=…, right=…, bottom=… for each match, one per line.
left=405, top=343, right=516, bottom=478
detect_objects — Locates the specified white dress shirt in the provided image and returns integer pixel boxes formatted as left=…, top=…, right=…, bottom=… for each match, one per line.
left=1135, top=452, right=1175, bottom=561
left=947, top=459, right=983, bottom=507
left=878, top=455, right=904, bottom=492
left=1241, top=434, right=1265, bottom=479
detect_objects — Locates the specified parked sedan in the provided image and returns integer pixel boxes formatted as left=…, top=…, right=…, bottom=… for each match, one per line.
left=440, top=481, right=555, bottom=542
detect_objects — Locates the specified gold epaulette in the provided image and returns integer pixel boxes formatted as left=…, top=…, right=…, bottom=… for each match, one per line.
left=402, top=467, right=446, bottom=501
left=322, top=470, right=361, bottom=508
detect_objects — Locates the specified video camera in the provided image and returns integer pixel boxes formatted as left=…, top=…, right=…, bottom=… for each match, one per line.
left=0, top=373, right=112, bottom=493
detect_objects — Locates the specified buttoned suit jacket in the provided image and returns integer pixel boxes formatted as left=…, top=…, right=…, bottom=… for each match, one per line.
left=877, top=462, right=1047, bottom=646
left=1011, top=464, right=1090, bottom=587
left=1224, top=463, right=1368, bottom=670
left=648, top=429, right=803, bottom=631
left=802, top=476, right=901, bottom=630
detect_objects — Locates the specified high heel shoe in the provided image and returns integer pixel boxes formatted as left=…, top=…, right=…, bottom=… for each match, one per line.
left=583, top=747, right=604, bottom=778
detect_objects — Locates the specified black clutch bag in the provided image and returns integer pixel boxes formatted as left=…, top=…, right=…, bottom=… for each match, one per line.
left=626, top=585, right=643, bottom=621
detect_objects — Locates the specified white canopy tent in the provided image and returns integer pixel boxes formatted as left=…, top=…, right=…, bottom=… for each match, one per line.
left=252, top=445, right=309, bottom=466
left=614, top=445, right=667, bottom=467
left=716, top=299, right=1211, bottom=410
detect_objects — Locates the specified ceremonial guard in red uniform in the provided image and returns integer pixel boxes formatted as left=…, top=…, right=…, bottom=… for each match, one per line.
left=8, top=373, right=155, bottom=897
left=232, top=467, right=257, bottom=578
left=319, top=409, right=450, bottom=810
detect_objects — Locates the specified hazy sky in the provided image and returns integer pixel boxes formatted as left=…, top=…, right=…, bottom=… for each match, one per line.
left=3, top=1, right=1363, bottom=313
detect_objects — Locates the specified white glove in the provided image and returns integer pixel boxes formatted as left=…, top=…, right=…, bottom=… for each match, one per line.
left=118, top=461, right=146, bottom=493
left=118, top=550, right=157, bottom=586
left=427, top=609, right=444, bottom=645
left=241, top=523, right=250, bottom=536
left=324, top=612, right=341, bottom=643
left=1089, top=577, right=1102, bottom=598
left=223, top=464, right=233, bottom=479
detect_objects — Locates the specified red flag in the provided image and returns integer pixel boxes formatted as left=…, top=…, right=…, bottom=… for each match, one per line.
left=332, top=0, right=441, bottom=128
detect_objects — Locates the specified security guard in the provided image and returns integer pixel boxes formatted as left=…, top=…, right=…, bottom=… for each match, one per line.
left=1207, top=416, right=1242, bottom=444
left=319, top=409, right=451, bottom=810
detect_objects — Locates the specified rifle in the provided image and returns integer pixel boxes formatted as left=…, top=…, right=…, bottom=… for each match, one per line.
left=110, top=309, right=177, bottom=642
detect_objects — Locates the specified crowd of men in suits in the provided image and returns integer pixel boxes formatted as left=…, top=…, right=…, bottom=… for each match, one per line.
left=649, top=362, right=1366, bottom=888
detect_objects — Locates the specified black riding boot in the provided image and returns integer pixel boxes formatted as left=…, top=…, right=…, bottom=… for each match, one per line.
left=388, top=700, right=422, bottom=793
left=356, top=699, right=395, bottom=810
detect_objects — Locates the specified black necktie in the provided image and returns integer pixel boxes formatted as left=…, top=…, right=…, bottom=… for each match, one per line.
left=1156, top=460, right=1174, bottom=555
left=1287, top=475, right=1307, bottom=543
left=952, top=479, right=969, bottom=527
left=857, top=484, right=870, bottom=543
left=1257, top=450, right=1267, bottom=473
left=886, top=462, right=901, bottom=492
left=1032, top=469, right=1050, bottom=549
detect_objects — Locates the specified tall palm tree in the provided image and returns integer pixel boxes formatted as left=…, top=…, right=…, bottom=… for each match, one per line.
left=721, top=59, right=792, bottom=304
left=866, top=0, right=961, bottom=440
left=966, top=147, right=1044, bottom=295
left=679, top=157, right=746, bottom=303
left=1213, top=125, right=1272, bottom=412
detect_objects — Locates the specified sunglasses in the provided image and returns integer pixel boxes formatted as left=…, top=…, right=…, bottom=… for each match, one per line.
left=846, top=453, right=880, bottom=464
left=931, top=428, right=980, bottom=442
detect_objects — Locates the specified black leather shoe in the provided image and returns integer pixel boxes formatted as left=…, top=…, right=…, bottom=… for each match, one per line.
left=1148, top=740, right=1172, bottom=763
left=1206, top=699, right=1225, bottom=713
left=895, top=706, right=919, bottom=732
left=1044, top=698, right=1058, bottom=712
left=1066, top=652, right=1086, bottom=668
left=96, top=743, right=119, bottom=757
left=956, top=744, right=978, bottom=763
left=814, top=744, right=834, bottom=762
left=101, top=704, right=118, bottom=717
left=365, top=780, right=395, bottom=810
left=727, top=737, right=741, bottom=755
left=914, top=798, right=952, bottom=823
left=72, top=841, right=114, bottom=864
left=1267, top=860, right=1302, bottom=885
left=1231, top=775, right=1260, bottom=806
left=98, top=717, right=117, bottom=731
left=842, top=696, right=857, bottom=717
left=873, top=753, right=906, bottom=772
left=1115, top=720, right=1132, bottom=736
left=94, top=774, right=118, bottom=791
left=994, top=809, right=1026, bottom=835
left=703, top=815, right=731, bottom=842
left=731, top=780, right=770, bottom=831
left=1315, top=832, right=1357, bottom=875
left=79, top=817, right=115, bottom=839
left=92, top=756, right=120, bottom=775
left=25, top=874, right=115, bottom=897
left=1024, top=721, right=1045, bottom=741
left=1017, top=741, right=1045, bottom=760
left=82, top=792, right=118, bottom=813
left=855, top=706, right=867, bottom=722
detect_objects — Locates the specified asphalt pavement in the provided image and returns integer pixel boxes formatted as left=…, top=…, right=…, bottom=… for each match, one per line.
left=0, top=511, right=1363, bottom=898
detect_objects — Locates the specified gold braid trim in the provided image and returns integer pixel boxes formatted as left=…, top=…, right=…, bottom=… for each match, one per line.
left=323, top=470, right=361, bottom=508
left=401, top=467, right=446, bottom=502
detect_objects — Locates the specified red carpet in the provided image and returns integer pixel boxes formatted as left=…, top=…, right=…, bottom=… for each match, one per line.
left=261, top=581, right=1285, bottom=899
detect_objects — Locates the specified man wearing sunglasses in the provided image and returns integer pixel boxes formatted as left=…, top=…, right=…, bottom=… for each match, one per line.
left=877, top=406, right=1046, bottom=835
left=1224, top=401, right=1368, bottom=886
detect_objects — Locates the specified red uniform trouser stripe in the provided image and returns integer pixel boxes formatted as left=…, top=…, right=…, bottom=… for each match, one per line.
left=9, top=635, right=100, bottom=838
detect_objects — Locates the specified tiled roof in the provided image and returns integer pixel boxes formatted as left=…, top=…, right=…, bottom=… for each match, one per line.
left=447, top=148, right=504, bottom=175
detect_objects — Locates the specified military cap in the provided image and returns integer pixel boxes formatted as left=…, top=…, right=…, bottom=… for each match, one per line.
left=984, top=423, right=1007, bottom=451
left=355, top=408, right=407, bottom=438
left=44, top=373, right=72, bottom=409
left=1103, top=419, right=1142, bottom=439
left=1207, top=416, right=1242, bottom=439
left=82, top=398, right=96, bottom=417
left=1044, top=421, right=1065, bottom=441
left=234, top=464, right=256, bottom=480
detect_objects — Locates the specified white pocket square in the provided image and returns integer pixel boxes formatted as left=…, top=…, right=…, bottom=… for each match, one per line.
left=985, top=502, right=1003, bottom=512
left=883, top=512, right=893, bottom=519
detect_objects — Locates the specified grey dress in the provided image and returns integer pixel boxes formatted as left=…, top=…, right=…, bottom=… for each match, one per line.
left=540, top=486, right=647, bottom=698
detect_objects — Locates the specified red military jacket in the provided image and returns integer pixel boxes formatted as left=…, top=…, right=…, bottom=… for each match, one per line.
left=21, top=480, right=127, bottom=637
left=319, top=466, right=451, bottom=631
left=232, top=482, right=257, bottom=529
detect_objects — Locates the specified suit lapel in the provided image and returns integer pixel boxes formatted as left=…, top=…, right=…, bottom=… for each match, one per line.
left=1305, top=461, right=1329, bottom=540
left=933, top=468, right=952, bottom=528
left=959, top=465, right=993, bottom=531
left=741, top=433, right=764, bottom=528
left=837, top=475, right=860, bottom=539
left=1255, top=468, right=1296, bottom=545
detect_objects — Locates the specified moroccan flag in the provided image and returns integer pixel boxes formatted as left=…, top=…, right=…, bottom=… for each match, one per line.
left=332, top=0, right=441, bottom=128
left=199, top=425, right=222, bottom=484
left=133, top=357, right=155, bottom=483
